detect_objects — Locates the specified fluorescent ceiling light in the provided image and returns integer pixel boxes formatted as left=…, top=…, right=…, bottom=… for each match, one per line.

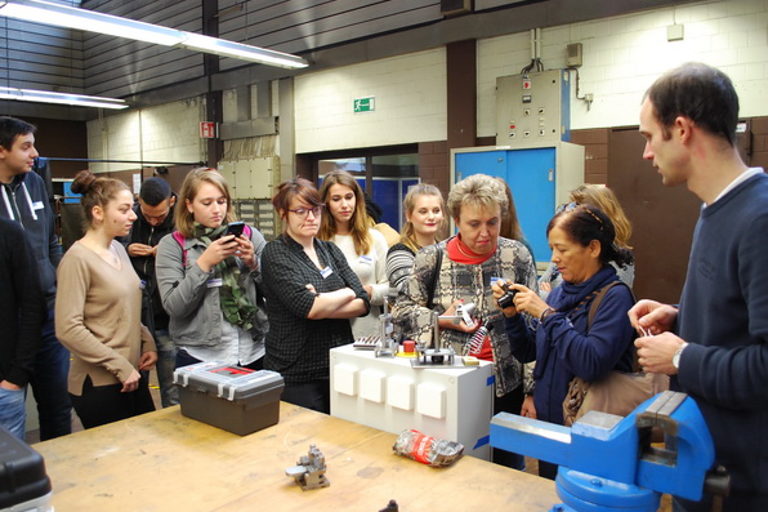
left=0, top=0, right=182, bottom=46
left=0, top=0, right=309, bottom=69
left=0, top=86, right=129, bottom=109
left=182, top=33, right=308, bottom=69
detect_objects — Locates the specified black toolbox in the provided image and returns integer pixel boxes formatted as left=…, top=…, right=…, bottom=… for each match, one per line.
left=173, top=361, right=284, bottom=436
left=0, top=426, right=52, bottom=511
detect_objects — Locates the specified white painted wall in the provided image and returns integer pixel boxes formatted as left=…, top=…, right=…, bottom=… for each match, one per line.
left=85, top=0, right=768, bottom=163
left=294, top=48, right=447, bottom=153
left=87, top=97, right=206, bottom=173
left=478, top=0, right=768, bottom=136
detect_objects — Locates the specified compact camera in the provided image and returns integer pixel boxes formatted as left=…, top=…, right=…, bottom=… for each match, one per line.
left=496, top=281, right=518, bottom=309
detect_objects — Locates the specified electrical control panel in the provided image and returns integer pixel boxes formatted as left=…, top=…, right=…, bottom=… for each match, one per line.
left=496, top=69, right=570, bottom=148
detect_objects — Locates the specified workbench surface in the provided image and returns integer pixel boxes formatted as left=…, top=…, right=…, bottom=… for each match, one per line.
left=35, top=402, right=557, bottom=511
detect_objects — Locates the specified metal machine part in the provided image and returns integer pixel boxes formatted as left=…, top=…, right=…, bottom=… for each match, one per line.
left=285, top=444, right=330, bottom=491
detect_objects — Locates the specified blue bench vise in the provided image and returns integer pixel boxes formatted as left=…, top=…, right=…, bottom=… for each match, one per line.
left=490, top=391, right=728, bottom=512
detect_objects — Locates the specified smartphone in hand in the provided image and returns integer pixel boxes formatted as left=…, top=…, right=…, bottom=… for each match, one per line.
left=226, top=221, right=245, bottom=238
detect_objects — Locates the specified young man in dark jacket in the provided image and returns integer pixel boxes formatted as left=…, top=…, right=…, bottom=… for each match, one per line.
left=121, top=177, right=178, bottom=406
left=0, top=217, right=46, bottom=440
left=0, top=116, right=71, bottom=440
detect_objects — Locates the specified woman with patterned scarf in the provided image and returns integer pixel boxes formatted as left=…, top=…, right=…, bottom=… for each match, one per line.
left=392, top=174, right=537, bottom=469
left=156, top=168, right=268, bottom=371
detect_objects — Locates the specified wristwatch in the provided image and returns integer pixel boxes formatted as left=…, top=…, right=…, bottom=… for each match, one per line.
left=672, top=342, right=688, bottom=369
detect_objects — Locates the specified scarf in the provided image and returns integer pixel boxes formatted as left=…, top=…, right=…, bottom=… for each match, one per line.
left=532, top=265, right=619, bottom=382
left=193, top=223, right=258, bottom=331
left=446, top=235, right=497, bottom=265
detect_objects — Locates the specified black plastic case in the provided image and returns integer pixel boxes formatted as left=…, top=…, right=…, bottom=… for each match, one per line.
left=0, top=427, right=52, bottom=511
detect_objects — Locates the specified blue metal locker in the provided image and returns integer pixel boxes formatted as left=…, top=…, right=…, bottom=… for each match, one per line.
left=455, top=147, right=556, bottom=262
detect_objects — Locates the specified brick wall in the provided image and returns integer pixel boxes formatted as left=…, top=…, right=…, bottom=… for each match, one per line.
left=418, top=141, right=450, bottom=199
left=87, top=98, right=206, bottom=173
left=570, top=129, right=609, bottom=183
left=751, top=117, right=768, bottom=169
left=477, top=0, right=768, bottom=135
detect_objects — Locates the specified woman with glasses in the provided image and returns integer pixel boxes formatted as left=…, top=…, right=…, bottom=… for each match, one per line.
left=318, top=171, right=389, bottom=340
left=493, top=204, right=635, bottom=479
left=155, top=168, right=268, bottom=371
left=261, top=178, right=369, bottom=413
left=540, top=185, right=635, bottom=297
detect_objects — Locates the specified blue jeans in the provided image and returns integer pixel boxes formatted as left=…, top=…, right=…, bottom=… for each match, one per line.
left=154, top=330, right=179, bottom=407
left=0, top=386, right=27, bottom=440
left=28, top=308, right=72, bottom=440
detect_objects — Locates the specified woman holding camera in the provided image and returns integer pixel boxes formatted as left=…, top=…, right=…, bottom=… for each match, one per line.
left=155, top=168, right=268, bottom=370
left=393, top=174, right=537, bottom=468
left=539, top=184, right=635, bottom=297
left=494, top=204, right=635, bottom=479
left=262, top=178, right=369, bottom=413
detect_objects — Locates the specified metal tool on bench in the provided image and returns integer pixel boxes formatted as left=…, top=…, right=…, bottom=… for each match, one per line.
left=490, top=391, right=729, bottom=512
left=410, top=304, right=479, bottom=368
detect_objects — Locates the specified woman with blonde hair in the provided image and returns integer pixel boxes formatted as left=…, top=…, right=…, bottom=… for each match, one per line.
left=385, top=183, right=446, bottom=291
left=155, top=168, right=268, bottom=370
left=540, top=184, right=635, bottom=295
left=318, top=170, right=389, bottom=339
left=56, top=170, right=157, bottom=428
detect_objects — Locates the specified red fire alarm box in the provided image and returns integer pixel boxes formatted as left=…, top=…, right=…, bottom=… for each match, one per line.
left=199, top=121, right=218, bottom=139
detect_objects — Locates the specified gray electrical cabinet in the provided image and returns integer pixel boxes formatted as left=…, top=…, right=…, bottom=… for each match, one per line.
left=496, top=69, right=571, bottom=148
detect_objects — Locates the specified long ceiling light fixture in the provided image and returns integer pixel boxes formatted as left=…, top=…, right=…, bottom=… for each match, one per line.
left=0, top=86, right=129, bottom=109
left=0, top=0, right=310, bottom=69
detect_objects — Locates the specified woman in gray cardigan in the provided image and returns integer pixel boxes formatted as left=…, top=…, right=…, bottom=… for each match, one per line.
left=155, top=168, right=268, bottom=370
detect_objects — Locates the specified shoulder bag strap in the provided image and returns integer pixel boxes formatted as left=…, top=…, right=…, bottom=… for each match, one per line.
left=586, top=281, right=626, bottom=331
left=426, top=247, right=443, bottom=309
left=586, top=280, right=640, bottom=370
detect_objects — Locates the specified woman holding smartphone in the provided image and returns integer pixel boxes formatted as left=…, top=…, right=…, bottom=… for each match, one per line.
left=55, top=171, right=157, bottom=428
left=155, top=168, right=268, bottom=370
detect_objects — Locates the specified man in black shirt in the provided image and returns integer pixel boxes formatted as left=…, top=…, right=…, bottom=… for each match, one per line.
left=0, top=218, right=45, bottom=439
left=122, top=177, right=178, bottom=406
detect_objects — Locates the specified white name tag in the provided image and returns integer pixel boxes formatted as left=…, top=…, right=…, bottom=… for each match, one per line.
left=359, top=255, right=373, bottom=265
left=320, top=266, right=333, bottom=279
left=32, top=201, right=45, bottom=210
left=206, top=278, right=224, bottom=288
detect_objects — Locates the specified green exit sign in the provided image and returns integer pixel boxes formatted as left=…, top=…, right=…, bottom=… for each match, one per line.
left=353, top=96, right=375, bottom=113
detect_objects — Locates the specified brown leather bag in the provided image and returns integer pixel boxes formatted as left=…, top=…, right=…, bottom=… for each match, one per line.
left=562, top=282, right=669, bottom=426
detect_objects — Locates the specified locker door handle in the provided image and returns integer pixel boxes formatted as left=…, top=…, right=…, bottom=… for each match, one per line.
left=548, top=169, right=554, bottom=181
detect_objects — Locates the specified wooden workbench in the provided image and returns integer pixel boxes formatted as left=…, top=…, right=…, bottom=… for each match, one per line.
left=34, top=402, right=557, bottom=511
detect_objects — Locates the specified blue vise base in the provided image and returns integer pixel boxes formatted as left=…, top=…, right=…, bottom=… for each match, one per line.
left=489, top=391, right=715, bottom=503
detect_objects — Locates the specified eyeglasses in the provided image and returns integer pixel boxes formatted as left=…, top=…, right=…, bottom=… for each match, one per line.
left=287, top=205, right=324, bottom=218
left=556, top=201, right=603, bottom=227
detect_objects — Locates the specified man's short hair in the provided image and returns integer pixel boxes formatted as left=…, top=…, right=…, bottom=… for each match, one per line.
left=645, top=62, right=739, bottom=146
left=139, top=177, right=172, bottom=206
left=0, top=116, right=36, bottom=151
